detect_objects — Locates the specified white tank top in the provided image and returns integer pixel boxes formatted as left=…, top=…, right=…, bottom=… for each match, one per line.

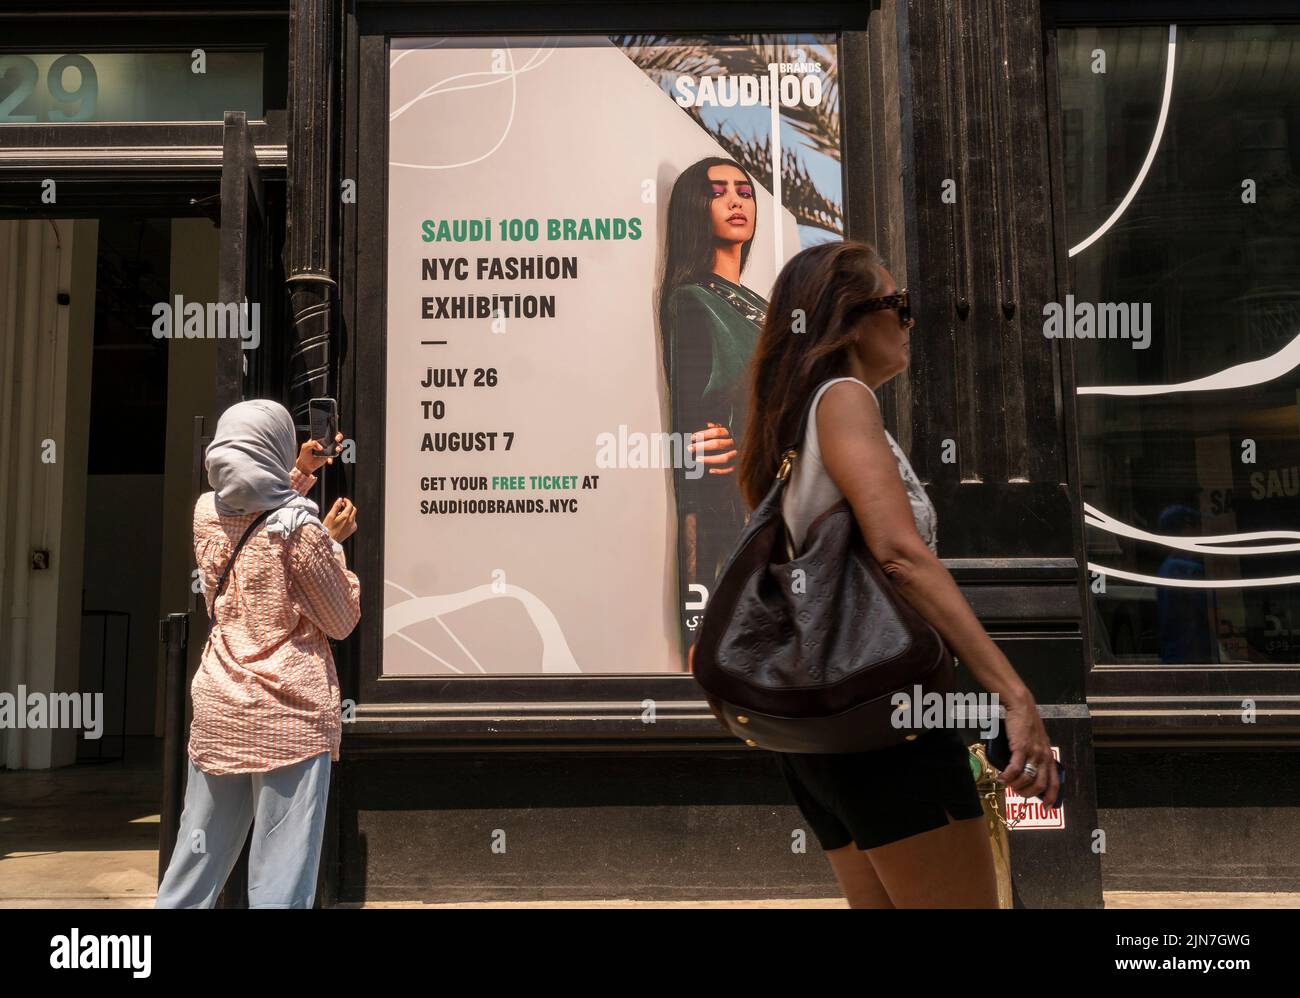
left=781, top=377, right=938, bottom=555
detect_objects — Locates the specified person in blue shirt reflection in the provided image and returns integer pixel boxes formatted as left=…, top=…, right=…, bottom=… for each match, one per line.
left=1155, top=505, right=1219, bottom=664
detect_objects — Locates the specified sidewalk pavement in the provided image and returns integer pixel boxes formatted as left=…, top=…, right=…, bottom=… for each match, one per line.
left=4, top=752, right=1297, bottom=909
left=1, top=841, right=1298, bottom=911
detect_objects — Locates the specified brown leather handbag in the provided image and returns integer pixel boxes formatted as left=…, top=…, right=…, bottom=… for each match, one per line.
left=691, top=382, right=956, bottom=753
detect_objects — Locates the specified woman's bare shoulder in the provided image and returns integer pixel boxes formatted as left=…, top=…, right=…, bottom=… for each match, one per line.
left=817, top=378, right=881, bottom=430
left=814, top=379, right=894, bottom=478
left=821, top=377, right=877, bottom=404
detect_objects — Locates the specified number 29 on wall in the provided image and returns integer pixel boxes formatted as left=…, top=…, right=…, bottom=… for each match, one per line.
left=0, top=55, right=98, bottom=122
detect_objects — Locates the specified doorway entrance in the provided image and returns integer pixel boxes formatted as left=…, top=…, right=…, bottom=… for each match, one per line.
left=0, top=130, right=284, bottom=902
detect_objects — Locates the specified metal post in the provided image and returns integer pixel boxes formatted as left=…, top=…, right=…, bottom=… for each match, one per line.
left=158, top=612, right=190, bottom=884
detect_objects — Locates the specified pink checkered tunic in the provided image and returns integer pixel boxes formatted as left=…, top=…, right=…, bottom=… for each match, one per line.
left=188, top=467, right=360, bottom=774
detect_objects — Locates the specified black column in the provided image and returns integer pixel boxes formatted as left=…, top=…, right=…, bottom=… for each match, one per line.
left=886, top=0, right=1103, bottom=908
left=286, top=0, right=340, bottom=908
left=285, top=0, right=338, bottom=424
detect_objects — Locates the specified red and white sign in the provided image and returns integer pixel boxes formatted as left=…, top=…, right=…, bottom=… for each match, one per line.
left=1004, top=746, right=1065, bottom=830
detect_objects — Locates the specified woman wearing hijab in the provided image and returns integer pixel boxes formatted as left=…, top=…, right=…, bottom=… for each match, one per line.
left=155, top=399, right=361, bottom=908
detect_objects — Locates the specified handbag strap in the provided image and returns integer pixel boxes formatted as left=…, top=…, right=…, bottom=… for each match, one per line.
left=206, top=507, right=278, bottom=629
left=774, top=378, right=844, bottom=558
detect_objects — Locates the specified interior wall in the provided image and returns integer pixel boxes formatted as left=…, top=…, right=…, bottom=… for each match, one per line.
left=75, top=214, right=172, bottom=753
left=0, top=214, right=219, bottom=763
left=155, top=217, right=219, bottom=734
left=51, top=220, right=99, bottom=766
left=78, top=475, right=164, bottom=744
left=0, top=221, right=21, bottom=768
left=0, top=218, right=93, bottom=770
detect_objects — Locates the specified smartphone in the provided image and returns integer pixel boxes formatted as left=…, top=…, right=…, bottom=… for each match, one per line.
left=984, top=727, right=1067, bottom=806
left=308, top=397, right=338, bottom=458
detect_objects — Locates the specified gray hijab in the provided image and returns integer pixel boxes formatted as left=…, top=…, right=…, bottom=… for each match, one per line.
left=205, top=399, right=323, bottom=538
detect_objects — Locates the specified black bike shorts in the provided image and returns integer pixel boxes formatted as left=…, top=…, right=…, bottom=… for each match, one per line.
left=776, top=728, right=986, bottom=851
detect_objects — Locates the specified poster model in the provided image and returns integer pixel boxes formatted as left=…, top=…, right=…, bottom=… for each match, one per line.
left=384, top=34, right=842, bottom=674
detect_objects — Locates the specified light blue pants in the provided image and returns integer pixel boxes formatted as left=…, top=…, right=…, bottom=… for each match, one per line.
left=155, top=752, right=331, bottom=909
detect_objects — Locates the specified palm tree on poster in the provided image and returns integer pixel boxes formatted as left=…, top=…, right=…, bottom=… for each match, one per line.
left=617, top=34, right=843, bottom=238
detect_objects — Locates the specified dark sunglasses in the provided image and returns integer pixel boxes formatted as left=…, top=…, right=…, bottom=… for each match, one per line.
left=859, top=289, right=911, bottom=325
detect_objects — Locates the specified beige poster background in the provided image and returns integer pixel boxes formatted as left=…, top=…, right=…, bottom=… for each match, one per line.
left=383, top=37, right=799, bottom=675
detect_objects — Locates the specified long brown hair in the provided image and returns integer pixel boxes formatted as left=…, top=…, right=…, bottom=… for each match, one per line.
left=738, top=240, right=889, bottom=508
left=657, top=157, right=757, bottom=377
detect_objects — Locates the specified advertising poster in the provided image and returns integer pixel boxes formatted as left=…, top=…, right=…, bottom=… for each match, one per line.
left=384, top=34, right=842, bottom=675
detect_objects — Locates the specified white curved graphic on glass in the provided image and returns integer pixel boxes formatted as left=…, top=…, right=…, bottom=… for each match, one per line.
left=1084, top=502, right=1300, bottom=556
left=384, top=581, right=581, bottom=674
left=1068, top=24, right=1177, bottom=259
left=1088, top=562, right=1300, bottom=590
left=1079, top=327, right=1300, bottom=397
left=389, top=40, right=558, bottom=170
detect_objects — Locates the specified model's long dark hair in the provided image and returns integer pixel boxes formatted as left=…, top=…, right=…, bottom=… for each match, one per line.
left=657, top=157, right=758, bottom=373
left=738, top=240, right=889, bottom=509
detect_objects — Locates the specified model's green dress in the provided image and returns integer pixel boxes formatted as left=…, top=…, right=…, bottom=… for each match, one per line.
left=665, top=273, right=769, bottom=647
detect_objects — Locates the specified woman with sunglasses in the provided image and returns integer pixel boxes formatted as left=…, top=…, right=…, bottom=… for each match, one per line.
left=735, top=240, right=1059, bottom=908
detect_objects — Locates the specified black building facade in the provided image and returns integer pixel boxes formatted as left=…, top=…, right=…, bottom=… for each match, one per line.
left=3, top=0, right=1298, bottom=906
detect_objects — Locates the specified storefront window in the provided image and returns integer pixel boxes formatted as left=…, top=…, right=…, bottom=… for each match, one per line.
left=1057, top=24, right=1300, bottom=665
left=383, top=34, right=841, bottom=675
left=0, top=50, right=263, bottom=122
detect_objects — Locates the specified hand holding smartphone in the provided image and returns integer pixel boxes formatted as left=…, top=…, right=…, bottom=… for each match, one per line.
left=309, top=398, right=338, bottom=458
